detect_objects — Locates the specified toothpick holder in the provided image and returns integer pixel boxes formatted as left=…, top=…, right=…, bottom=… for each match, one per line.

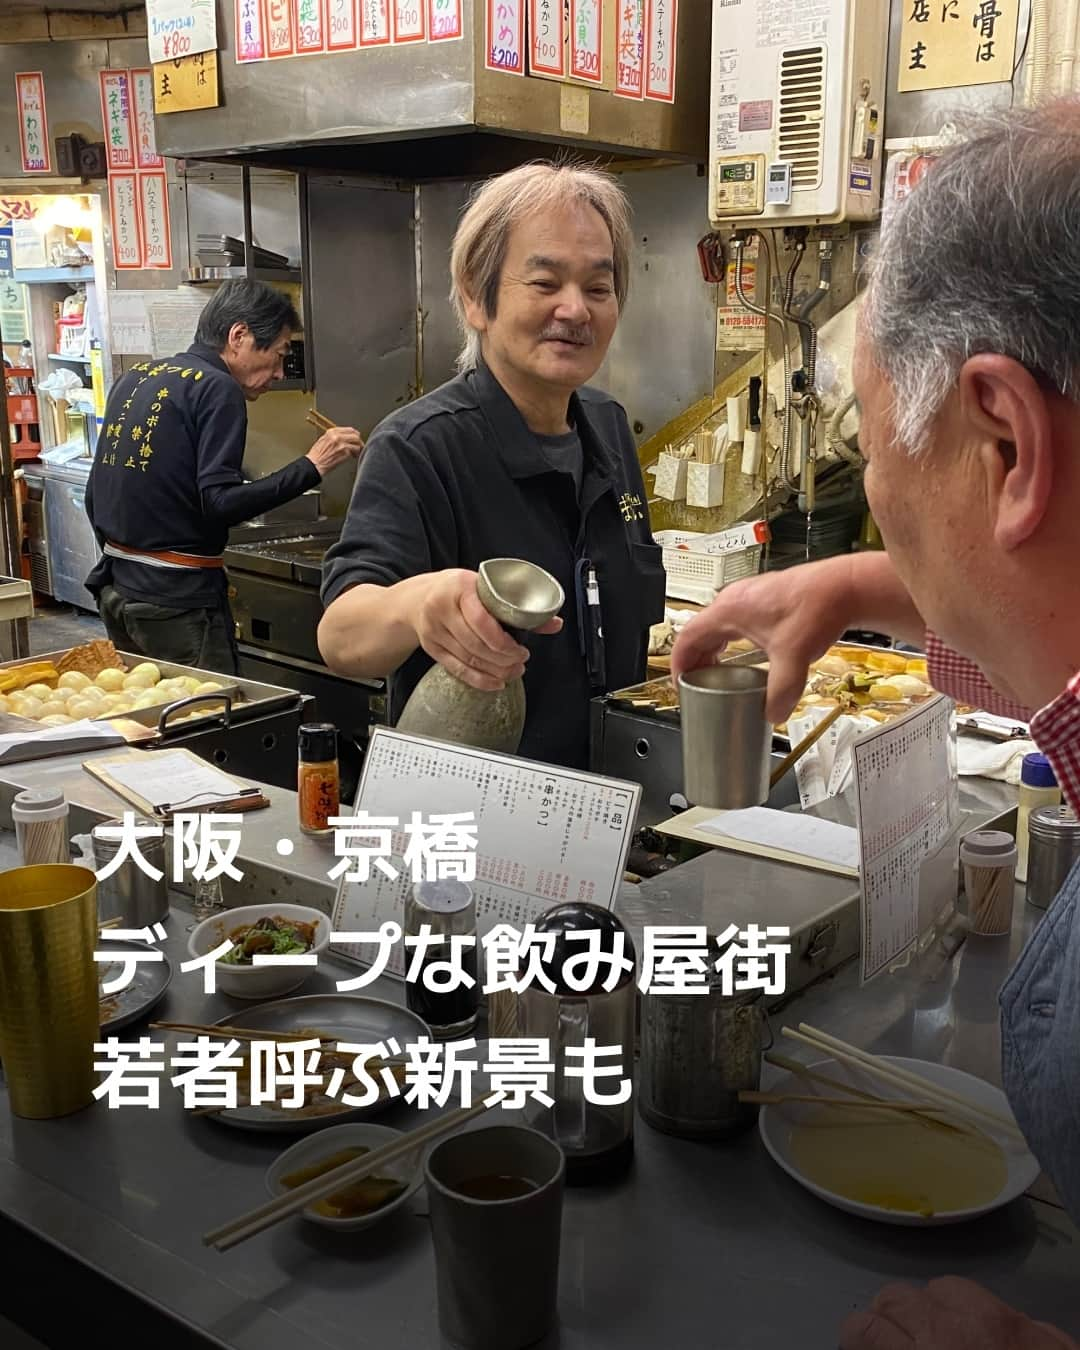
left=686, top=460, right=726, bottom=509
left=655, top=452, right=689, bottom=501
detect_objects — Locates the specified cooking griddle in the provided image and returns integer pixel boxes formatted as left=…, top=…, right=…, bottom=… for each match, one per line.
left=223, top=525, right=341, bottom=587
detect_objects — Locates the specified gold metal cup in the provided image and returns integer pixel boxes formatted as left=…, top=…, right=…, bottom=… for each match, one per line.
left=0, top=865, right=99, bottom=1119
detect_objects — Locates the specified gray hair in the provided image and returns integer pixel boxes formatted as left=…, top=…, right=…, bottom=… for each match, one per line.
left=449, top=160, right=633, bottom=373
left=864, top=99, right=1080, bottom=452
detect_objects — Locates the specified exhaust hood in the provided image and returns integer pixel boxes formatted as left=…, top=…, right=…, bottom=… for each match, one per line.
left=153, top=0, right=709, bottom=177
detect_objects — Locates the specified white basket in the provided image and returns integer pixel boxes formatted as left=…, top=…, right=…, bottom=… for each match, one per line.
left=655, top=530, right=761, bottom=604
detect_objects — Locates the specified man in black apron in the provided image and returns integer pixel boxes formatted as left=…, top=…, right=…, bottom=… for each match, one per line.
left=85, top=279, right=363, bottom=674
left=675, top=101, right=1080, bottom=1350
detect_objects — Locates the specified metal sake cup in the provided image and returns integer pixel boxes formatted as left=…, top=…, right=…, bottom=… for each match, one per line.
left=678, top=665, right=772, bottom=809
left=0, top=865, right=99, bottom=1119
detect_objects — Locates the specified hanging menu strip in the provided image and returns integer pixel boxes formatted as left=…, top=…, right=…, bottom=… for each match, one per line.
left=853, top=695, right=957, bottom=983
left=333, top=728, right=640, bottom=979
left=265, top=0, right=296, bottom=55
left=615, top=0, right=643, bottom=96
left=131, top=69, right=165, bottom=169
left=100, top=70, right=135, bottom=171
left=235, top=0, right=268, bottom=60
left=109, top=174, right=143, bottom=270
left=138, top=172, right=173, bottom=269
left=428, top=0, right=463, bottom=41
left=296, top=0, right=327, bottom=52
left=570, top=0, right=603, bottom=82
left=360, top=0, right=391, bottom=45
left=146, top=0, right=218, bottom=63
left=529, top=0, right=565, bottom=74
left=14, top=73, right=51, bottom=174
left=327, top=0, right=359, bottom=48
left=486, top=0, right=525, bottom=72
left=393, top=0, right=427, bottom=42
left=644, top=0, right=676, bottom=101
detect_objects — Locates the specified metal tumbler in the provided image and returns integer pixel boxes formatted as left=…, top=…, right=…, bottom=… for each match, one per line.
left=0, top=865, right=99, bottom=1119
left=91, top=817, right=169, bottom=927
left=678, top=665, right=772, bottom=810
left=1026, top=805, right=1080, bottom=911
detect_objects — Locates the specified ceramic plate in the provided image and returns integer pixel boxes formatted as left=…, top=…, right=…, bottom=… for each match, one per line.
left=204, top=993, right=431, bottom=1134
left=758, top=1055, right=1040, bottom=1227
left=99, top=941, right=173, bottom=1034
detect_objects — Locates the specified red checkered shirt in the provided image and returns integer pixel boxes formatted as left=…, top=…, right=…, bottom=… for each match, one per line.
left=926, top=631, right=1080, bottom=814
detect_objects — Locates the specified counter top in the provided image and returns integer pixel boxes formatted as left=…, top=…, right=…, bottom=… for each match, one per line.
left=0, top=831, right=1076, bottom=1350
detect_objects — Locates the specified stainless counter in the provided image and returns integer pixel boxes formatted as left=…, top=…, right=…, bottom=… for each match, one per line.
left=0, top=822, right=1076, bottom=1348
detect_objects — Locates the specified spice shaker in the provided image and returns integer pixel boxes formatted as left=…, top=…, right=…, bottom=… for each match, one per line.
left=1026, top=805, right=1080, bottom=911
left=404, top=879, right=480, bottom=1038
left=298, top=722, right=340, bottom=836
left=12, top=788, right=69, bottom=867
left=1016, top=753, right=1060, bottom=883
left=959, top=829, right=1017, bottom=936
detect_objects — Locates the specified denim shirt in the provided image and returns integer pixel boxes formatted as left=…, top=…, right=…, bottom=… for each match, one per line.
left=1000, top=857, right=1080, bottom=1221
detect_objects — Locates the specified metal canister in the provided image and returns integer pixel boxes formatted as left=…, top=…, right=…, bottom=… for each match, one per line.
left=91, top=816, right=170, bottom=926
left=1026, top=805, right=1080, bottom=911
left=638, top=973, right=767, bottom=1139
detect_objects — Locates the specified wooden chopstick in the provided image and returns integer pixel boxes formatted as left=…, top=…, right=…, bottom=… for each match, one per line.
left=782, top=1024, right=1025, bottom=1143
left=769, top=703, right=844, bottom=788
left=204, top=1099, right=491, bottom=1251
left=739, top=1091, right=948, bottom=1112
left=306, top=408, right=336, bottom=433
left=151, top=1021, right=338, bottom=1046
left=764, top=1051, right=970, bottom=1137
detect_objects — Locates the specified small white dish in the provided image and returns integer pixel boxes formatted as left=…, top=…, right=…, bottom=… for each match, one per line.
left=758, top=1054, right=1040, bottom=1227
left=265, top=1123, right=423, bottom=1231
left=186, top=903, right=330, bottom=1000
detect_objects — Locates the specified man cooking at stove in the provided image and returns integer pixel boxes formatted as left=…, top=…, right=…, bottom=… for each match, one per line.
left=318, top=161, right=666, bottom=769
left=84, top=279, right=364, bottom=674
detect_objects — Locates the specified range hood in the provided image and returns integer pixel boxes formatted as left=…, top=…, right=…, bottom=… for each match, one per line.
left=154, top=0, right=709, bottom=177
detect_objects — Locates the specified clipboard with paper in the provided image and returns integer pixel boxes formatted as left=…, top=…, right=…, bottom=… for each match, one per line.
left=84, top=747, right=270, bottom=819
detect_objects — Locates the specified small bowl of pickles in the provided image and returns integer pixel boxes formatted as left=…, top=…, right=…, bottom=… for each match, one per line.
left=265, top=1123, right=424, bottom=1232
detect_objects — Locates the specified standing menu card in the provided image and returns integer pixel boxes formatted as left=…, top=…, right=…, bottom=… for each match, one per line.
left=332, top=728, right=640, bottom=978
left=853, top=695, right=957, bottom=983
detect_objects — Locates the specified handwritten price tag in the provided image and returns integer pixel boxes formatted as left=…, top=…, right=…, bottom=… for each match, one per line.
left=428, top=0, right=462, bottom=40
left=393, top=0, right=426, bottom=42
left=109, top=174, right=143, bottom=270
left=615, top=0, right=644, bottom=97
left=529, top=0, right=564, bottom=74
left=131, top=69, right=165, bottom=168
left=644, top=0, right=676, bottom=101
left=296, top=0, right=326, bottom=52
left=235, top=0, right=267, bottom=61
left=360, top=0, right=391, bottom=45
left=327, top=0, right=358, bottom=48
left=100, top=70, right=135, bottom=171
left=486, top=0, right=524, bottom=73
left=15, top=73, right=51, bottom=174
left=265, top=0, right=296, bottom=55
left=570, top=0, right=602, bottom=82
left=139, top=171, right=173, bottom=269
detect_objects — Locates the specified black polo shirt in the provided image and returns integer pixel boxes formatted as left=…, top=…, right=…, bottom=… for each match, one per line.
left=321, top=362, right=666, bottom=769
left=85, top=342, right=316, bottom=609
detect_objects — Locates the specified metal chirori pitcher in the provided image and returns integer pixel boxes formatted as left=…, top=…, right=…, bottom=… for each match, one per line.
left=518, top=902, right=637, bottom=1185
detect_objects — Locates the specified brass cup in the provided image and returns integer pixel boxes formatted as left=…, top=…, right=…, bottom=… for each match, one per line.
left=0, top=865, right=99, bottom=1119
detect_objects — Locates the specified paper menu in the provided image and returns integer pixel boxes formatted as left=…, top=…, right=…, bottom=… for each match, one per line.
left=853, top=695, right=957, bottom=983
left=332, top=729, right=640, bottom=979
left=698, top=807, right=859, bottom=872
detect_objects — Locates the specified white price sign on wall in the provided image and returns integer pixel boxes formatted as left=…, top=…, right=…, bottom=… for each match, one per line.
left=146, top=0, right=218, bottom=64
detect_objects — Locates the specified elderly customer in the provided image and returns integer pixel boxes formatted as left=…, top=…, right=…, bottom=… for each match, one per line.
left=318, top=161, right=665, bottom=768
left=673, top=100, right=1080, bottom=1350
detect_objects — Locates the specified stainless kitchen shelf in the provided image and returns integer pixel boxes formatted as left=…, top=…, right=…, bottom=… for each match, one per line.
left=183, top=266, right=301, bottom=284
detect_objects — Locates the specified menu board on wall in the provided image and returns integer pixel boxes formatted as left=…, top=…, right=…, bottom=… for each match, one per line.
left=130, top=69, right=165, bottom=169
left=146, top=0, right=218, bottom=64
left=428, top=0, right=463, bottom=41
left=898, top=0, right=1020, bottom=94
left=15, top=73, right=51, bottom=174
left=109, top=174, right=143, bottom=270
left=643, top=0, right=676, bottom=101
left=615, top=0, right=644, bottom=97
left=102, top=68, right=175, bottom=270
left=485, top=0, right=525, bottom=73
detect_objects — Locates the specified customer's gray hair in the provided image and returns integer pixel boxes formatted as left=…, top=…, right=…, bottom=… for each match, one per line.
left=449, top=160, right=632, bottom=372
left=864, top=98, right=1080, bottom=453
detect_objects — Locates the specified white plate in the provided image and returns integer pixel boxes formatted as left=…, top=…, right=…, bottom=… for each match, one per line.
left=758, top=1055, right=1040, bottom=1227
left=265, top=1122, right=423, bottom=1231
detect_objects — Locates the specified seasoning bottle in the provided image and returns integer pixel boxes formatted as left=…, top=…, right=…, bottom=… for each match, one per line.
left=298, top=722, right=340, bottom=836
left=1026, top=805, right=1080, bottom=911
left=404, top=879, right=480, bottom=1039
left=959, top=829, right=1017, bottom=936
left=12, top=788, right=69, bottom=867
left=1016, top=752, right=1060, bottom=883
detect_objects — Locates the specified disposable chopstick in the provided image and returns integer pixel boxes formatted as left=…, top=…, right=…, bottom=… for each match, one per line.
left=763, top=1051, right=970, bottom=1137
left=99, top=916, right=125, bottom=930
left=204, top=1099, right=491, bottom=1251
left=769, top=703, right=844, bottom=788
left=306, top=409, right=336, bottom=432
left=739, top=1091, right=948, bottom=1112
left=151, top=1021, right=337, bottom=1046
left=782, top=1025, right=1025, bottom=1143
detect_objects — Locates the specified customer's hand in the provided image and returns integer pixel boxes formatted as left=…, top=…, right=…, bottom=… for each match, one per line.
left=413, top=569, right=562, bottom=691
left=840, top=1277, right=1078, bottom=1350
left=307, top=426, right=365, bottom=475
left=670, top=557, right=856, bottom=724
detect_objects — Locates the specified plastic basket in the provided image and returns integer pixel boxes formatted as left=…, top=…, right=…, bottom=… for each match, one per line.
left=655, top=529, right=762, bottom=603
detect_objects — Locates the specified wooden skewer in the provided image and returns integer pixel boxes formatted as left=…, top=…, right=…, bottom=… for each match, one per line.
left=782, top=1024, right=1025, bottom=1143
left=204, top=1099, right=491, bottom=1251
left=99, top=916, right=125, bottom=930
left=151, top=1021, right=338, bottom=1046
left=769, top=703, right=845, bottom=787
